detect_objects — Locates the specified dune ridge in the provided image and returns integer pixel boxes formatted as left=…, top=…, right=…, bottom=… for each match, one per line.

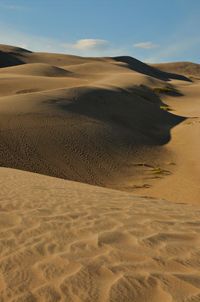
left=0, top=63, right=73, bottom=77
left=153, top=61, right=200, bottom=79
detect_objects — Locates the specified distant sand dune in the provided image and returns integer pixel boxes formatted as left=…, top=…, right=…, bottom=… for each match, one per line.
left=114, top=56, right=191, bottom=81
left=0, top=63, right=73, bottom=77
left=153, top=61, right=200, bottom=79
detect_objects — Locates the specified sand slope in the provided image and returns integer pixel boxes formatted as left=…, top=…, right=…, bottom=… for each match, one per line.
left=0, top=44, right=187, bottom=193
left=1, top=45, right=200, bottom=204
left=139, top=78, right=200, bottom=203
left=1, top=45, right=200, bottom=301
left=1, top=167, right=200, bottom=302
left=153, top=61, right=200, bottom=80
left=0, top=63, right=73, bottom=77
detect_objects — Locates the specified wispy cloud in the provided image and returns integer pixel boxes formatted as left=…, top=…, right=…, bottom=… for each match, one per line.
left=0, top=26, right=58, bottom=52
left=144, top=36, right=200, bottom=63
left=133, top=41, right=159, bottom=49
left=0, top=4, right=26, bottom=11
left=1, top=24, right=199, bottom=62
left=67, top=39, right=109, bottom=51
left=143, top=13, right=200, bottom=63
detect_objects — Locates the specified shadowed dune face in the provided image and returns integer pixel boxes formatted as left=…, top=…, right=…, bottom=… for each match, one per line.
left=113, top=56, right=191, bottom=82
left=49, top=86, right=184, bottom=145
left=0, top=44, right=32, bottom=67
left=0, top=44, right=186, bottom=188
left=153, top=61, right=200, bottom=79
left=0, top=89, right=184, bottom=186
left=0, top=50, right=24, bottom=68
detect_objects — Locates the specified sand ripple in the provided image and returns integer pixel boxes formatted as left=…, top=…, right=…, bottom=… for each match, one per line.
left=1, top=168, right=200, bottom=301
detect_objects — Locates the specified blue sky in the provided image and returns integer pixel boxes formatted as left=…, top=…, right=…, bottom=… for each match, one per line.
left=0, top=0, right=200, bottom=63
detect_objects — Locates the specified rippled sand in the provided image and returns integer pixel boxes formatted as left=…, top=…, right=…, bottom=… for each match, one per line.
left=1, top=168, right=200, bottom=301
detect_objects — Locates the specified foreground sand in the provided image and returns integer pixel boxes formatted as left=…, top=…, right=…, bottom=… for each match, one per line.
left=1, top=167, right=200, bottom=302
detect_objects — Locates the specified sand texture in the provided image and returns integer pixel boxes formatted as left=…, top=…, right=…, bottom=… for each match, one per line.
left=1, top=44, right=200, bottom=301
left=1, top=168, right=200, bottom=302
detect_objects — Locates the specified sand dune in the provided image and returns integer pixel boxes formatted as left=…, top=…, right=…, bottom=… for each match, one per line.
left=1, top=44, right=200, bottom=301
left=0, top=45, right=200, bottom=204
left=153, top=61, right=200, bottom=79
left=142, top=77, right=200, bottom=203
left=0, top=63, right=73, bottom=77
left=1, top=45, right=200, bottom=203
left=114, top=56, right=191, bottom=81
left=0, top=44, right=186, bottom=192
left=0, top=45, right=30, bottom=67
left=0, top=85, right=183, bottom=187
left=0, top=44, right=98, bottom=67
left=1, top=167, right=200, bottom=301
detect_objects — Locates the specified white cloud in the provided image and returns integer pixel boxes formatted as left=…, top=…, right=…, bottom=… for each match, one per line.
left=133, top=41, right=159, bottom=49
left=3, top=23, right=197, bottom=63
left=68, top=39, right=109, bottom=51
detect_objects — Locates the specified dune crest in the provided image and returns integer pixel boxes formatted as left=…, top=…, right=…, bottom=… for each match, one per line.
left=153, top=61, right=200, bottom=79
left=0, top=63, right=73, bottom=77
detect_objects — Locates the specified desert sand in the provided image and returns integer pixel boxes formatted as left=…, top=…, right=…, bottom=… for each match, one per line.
left=1, top=167, right=200, bottom=302
left=0, top=44, right=200, bottom=301
left=140, top=77, right=200, bottom=203
left=0, top=45, right=200, bottom=203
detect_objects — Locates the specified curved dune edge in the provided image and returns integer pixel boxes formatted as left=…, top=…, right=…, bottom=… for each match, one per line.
left=0, top=63, right=73, bottom=77
left=0, top=44, right=188, bottom=201
left=1, top=167, right=200, bottom=301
